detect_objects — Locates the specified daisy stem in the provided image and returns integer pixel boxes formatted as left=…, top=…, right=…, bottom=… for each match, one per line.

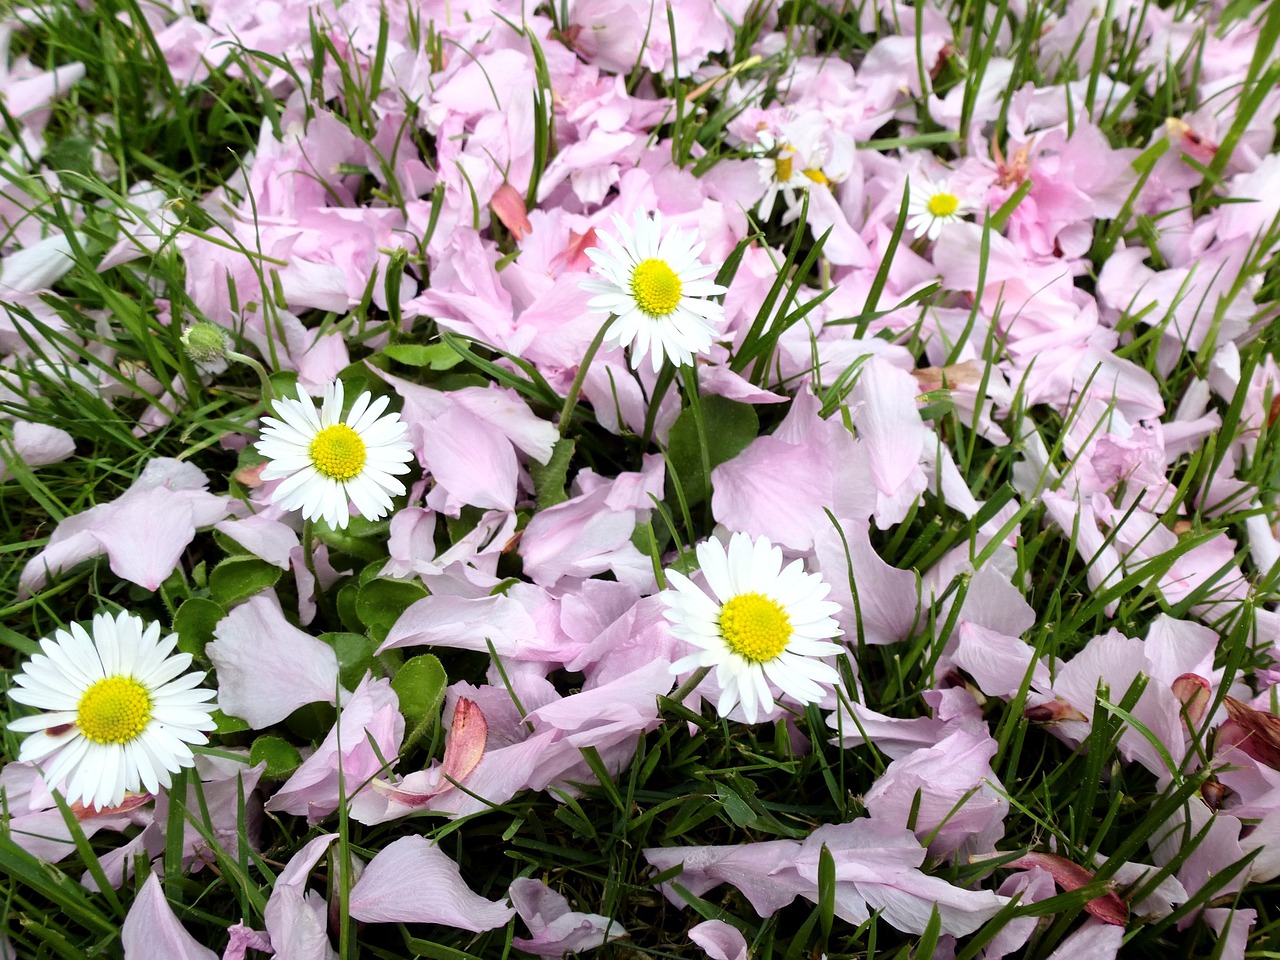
left=558, top=314, right=615, bottom=437
left=680, top=365, right=712, bottom=513
left=667, top=665, right=712, bottom=708
left=302, top=519, right=321, bottom=597
left=227, top=350, right=274, bottom=401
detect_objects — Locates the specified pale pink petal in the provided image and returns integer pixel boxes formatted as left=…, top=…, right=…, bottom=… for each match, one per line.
left=379, top=593, right=539, bottom=657
left=952, top=623, right=1050, bottom=700
left=263, top=834, right=338, bottom=960
left=848, top=357, right=930, bottom=527
left=214, top=515, right=300, bottom=569
left=207, top=595, right=340, bottom=728
left=509, top=878, right=624, bottom=957
left=421, top=403, right=519, bottom=512
left=0, top=421, right=75, bottom=479
left=1204, top=908, right=1257, bottom=960
left=1044, top=920, right=1124, bottom=960
left=94, top=490, right=196, bottom=590
left=348, top=835, right=515, bottom=931
left=121, top=873, right=217, bottom=960
left=813, top=518, right=918, bottom=644
left=688, top=920, right=748, bottom=960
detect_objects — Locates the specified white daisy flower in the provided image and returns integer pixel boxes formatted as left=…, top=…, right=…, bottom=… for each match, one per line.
left=906, top=178, right=968, bottom=240
left=662, top=532, right=844, bottom=725
left=7, top=612, right=217, bottom=811
left=255, top=379, right=414, bottom=530
left=754, top=129, right=831, bottom=221
left=579, top=212, right=727, bottom=373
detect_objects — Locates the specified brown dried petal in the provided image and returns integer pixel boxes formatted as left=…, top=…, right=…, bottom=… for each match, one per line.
left=1220, top=697, right=1280, bottom=769
left=1007, top=853, right=1128, bottom=926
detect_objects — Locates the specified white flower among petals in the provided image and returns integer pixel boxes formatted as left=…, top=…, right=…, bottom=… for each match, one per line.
left=662, top=532, right=844, bottom=724
left=580, top=212, right=726, bottom=373
left=7, top=612, right=217, bottom=811
left=255, top=379, right=414, bottom=529
left=906, top=178, right=969, bottom=240
left=754, top=129, right=830, bottom=221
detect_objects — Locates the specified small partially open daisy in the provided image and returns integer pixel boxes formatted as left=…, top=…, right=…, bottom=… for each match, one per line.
left=7, top=612, right=217, bottom=811
left=754, top=129, right=830, bottom=221
left=906, top=178, right=968, bottom=240
left=662, top=532, right=843, bottom=724
left=580, top=212, right=726, bottom=373
left=255, top=379, right=414, bottom=529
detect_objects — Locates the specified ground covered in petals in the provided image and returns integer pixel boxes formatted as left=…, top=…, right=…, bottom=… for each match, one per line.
left=2, top=1, right=1280, bottom=958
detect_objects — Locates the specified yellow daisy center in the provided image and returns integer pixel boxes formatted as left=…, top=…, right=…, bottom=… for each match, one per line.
left=927, top=193, right=960, bottom=217
left=803, top=168, right=829, bottom=185
left=631, top=258, right=683, bottom=318
left=310, top=424, right=367, bottom=481
left=77, top=676, right=152, bottom=745
left=719, top=592, right=792, bottom=663
left=774, top=153, right=794, bottom=183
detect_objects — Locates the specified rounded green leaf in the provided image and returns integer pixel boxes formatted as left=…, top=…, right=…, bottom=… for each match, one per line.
left=173, top=598, right=227, bottom=658
left=249, top=735, right=303, bottom=780
left=209, top=557, right=282, bottom=607
left=321, top=631, right=377, bottom=690
left=666, top=396, right=759, bottom=507
left=356, top=577, right=428, bottom=642
left=391, top=653, right=447, bottom=731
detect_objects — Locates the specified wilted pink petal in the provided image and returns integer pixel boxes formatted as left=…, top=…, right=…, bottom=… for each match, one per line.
left=688, top=920, right=747, bottom=960
left=265, top=677, right=404, bottom=822
left=864, top=730, right=1007, bottom=856
left=1006, top=853, right=1128, bottom=925
left=1024, top=700, right=1089, bottom=723
left=1171, top=674, right=1211, bottom=728
left=438, top=698, right=487, bottom=787
left=348, top=835, right=515, bottom=931
left=121, top=873, right=217, bottom=960
left=509, top=878, right=624, bottom=957
left=222, top=923, right=273, bottom=960
left=491, top=182, right=533, bottom=240
left=207, top=595, right=341, bottom=728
